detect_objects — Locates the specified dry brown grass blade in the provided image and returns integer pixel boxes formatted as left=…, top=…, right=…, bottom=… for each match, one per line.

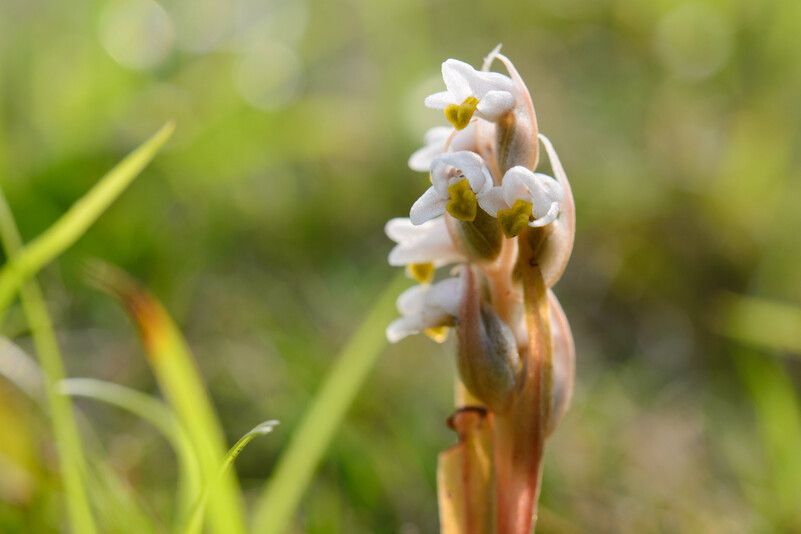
left=437, top=407, right=494, bottom=534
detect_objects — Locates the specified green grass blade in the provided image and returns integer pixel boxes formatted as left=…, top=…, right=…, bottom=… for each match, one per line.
left=61, top=378, right=202, bottom=527
left=86, top=262, right=246, bottom=534
left=0, top=121, right=175, bottom=315
left=0, top=190, right=97, bottom=533
left=86, top=461, right=158, bottom=534
left=185, top=420, right=279, bottom=534
left=734, top=350, right=801, bottom=528
left=252, top=274, right=407, bottom=533
left=714, top=292, right=801, bottom=356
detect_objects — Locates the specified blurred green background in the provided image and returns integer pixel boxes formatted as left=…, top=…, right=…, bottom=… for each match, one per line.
left=1, top=0, right=801, bottom=532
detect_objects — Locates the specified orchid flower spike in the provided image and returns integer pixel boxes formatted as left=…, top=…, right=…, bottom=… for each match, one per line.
left=425, top=59, right=515, bottom=130
left=410, top=151, right=495, bottom=225
left=408, top=124, right=479, bottom=172
left=481, top=166, right=563, bottom=238
left=386, top=275, right=464, bottom=343
left=385, top=217, right=465, bottom=284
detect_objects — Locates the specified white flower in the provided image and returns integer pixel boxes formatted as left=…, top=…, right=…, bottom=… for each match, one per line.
left=425, top=59, right=515, bottom=129
left=386, top=217, right=464, bottom=283
left=386, top=276, right=464, bottom=343
left=481, top=166, right=563, bottom=237
left=408, top=124, right=478, bottom=172
left=409, top=151, right=495, bottom=225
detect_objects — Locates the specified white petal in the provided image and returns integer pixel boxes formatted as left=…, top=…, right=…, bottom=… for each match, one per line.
left=441, top=60, right=473, bottom=101
left=395, top=284, right=428, bottom=316
left=423, top=126, right=452, bottom=145
left=424, top=91, right=457, bottom=110
left=476, top=90, right=515, bottom=122
left=408, top=144, right=442, bottom=172
left=447, top=59, right=514, bottom=97
left=432, top=151, right=493, bottom=194
left=409, top=127, right=453, bottom=172
left=389, top=241, right=461, bottom=267
left=425, top=276, right=464, bottom=317
left=502, top=166, right=562, bottom=217
left=386, top=316, right=423, bottom=343
left=531, top=173, right=563, bottom=218
left=477, top=187, right=508, bottom=217
left=385, top=217, right=417, bottom=242
left=501, top=166, right=537, bottom=207
left=450, top=122, right=479, bottom=152
left=410, top=186, right=447, bottom=225
left=529, top=202, right=560, bottom=227
left=388, top=218, right=462, bottom=266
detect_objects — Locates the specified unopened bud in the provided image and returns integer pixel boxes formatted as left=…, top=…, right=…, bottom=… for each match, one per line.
left=495, top=108, right=538, bottom=174
left=457, top=267, right=521, bottom=411
left=451, top=209, right=502, bottom=263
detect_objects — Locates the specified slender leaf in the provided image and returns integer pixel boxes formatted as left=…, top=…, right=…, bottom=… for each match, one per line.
left=185, top=420, right=279, bottom=534
left=86, top=461, right=158, bottom=534
left=0, top=190, right=96, bottom=533
left=0, top=121, right=174, bottom=314
left=252, top=274, right=407, bottom=533
left=734, top=350, right=801, bottom=529
left=715, top=292, right=801, bottom=356
left=61, top=378, right=201, bottom=529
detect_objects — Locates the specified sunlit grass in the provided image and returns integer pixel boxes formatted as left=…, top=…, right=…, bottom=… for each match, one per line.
left=60, top=377, right=200, bottom=529
left=0, top=121, right=174, bottom=317
left=85, top=261, right=248, bottom=534
left=0, top=190, right=97, bottom=533
left=185, top=420, right=279, bottom=534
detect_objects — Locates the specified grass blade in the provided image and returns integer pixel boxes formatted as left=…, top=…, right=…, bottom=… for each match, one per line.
left=252, top=274, right=407, bottom=533
left=86, top=461, right=158, bottom=534
left=0, top=190, right=97, bottom=533
left=0, top=121, right=175, bottom=314
left=185, top=420, right=279, bottom=534
left=86, top=262, right=246, bottom=534
left=714, top=292, right=801, bottom=356
left=734, top=349, right=801, bottom=529
left=61, top=378, right=201, bottom=528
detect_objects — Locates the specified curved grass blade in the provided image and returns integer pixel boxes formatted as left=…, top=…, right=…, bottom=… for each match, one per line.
left=61, top=378, right=201, bottom=528
left=0, top=190, right=97, bottom=533
left=0, top=121, right=175, bottom=315
left=252, top=274, right=407, bottom=533
left=86, top=461, right=158, bottom=534
left=0, top=336, right=44, bottom=399
left=185, top=420, right=279, bottom=534
left=85, top=262, right=246, bottom=534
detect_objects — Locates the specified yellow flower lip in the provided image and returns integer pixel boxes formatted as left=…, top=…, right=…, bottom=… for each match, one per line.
left=497, top=199, right=533, bottom=237
left=406, top=262, right=435, bottom=284
left=424, top=325, right=450, bottom=343
left=444, top=96, right=479, bottom=130
left=446, top=179, right=478, bottom=221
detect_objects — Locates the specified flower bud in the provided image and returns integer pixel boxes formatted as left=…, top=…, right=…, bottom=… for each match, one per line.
left=495, top=107, right=538, bottom=174
left=490, top=53, right=539, bottom=174
left=451, top=209, right=503, bottom=263
left=456, top=267, right=521, bottom=411
left=545, top=289, right=575, bottom=436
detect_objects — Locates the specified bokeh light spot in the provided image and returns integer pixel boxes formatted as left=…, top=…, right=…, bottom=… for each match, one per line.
left=654, top=3, right=732, bottom=81
left=99, top=0, right=174, bottom=70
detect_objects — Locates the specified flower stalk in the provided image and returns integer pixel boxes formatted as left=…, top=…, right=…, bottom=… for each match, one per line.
left=386, top=46, right=576, bottom=533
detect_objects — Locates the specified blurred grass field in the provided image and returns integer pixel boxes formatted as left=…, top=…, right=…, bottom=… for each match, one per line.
left=1, top=0, right=801, bottom=532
